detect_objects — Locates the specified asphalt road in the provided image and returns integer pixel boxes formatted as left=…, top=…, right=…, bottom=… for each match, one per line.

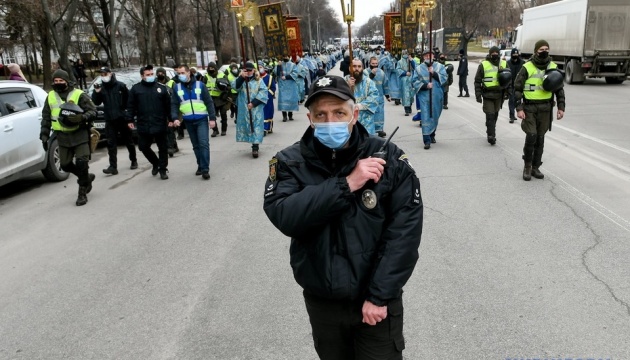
left=1, top=61, right=629, bottom=360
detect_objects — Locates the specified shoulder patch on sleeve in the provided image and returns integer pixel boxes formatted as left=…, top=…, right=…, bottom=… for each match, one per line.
left=398, top=153, right=414, bottom=171
left=268, top=157, right=278, bottom=182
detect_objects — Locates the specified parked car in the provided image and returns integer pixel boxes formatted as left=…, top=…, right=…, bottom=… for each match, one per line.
left=0, top=81, right=69, bottom=187
left=87, top=67, right=177, bottom=138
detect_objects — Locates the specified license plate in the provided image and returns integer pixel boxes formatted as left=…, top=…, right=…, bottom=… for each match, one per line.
left=604, top=62, right=617, bottom=66
left=93, top=122, right=106, bottom=129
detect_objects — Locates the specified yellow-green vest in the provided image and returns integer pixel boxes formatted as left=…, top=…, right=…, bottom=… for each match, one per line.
left=175, top=81, right=209, bottom=119
left=481, top=59, right=507, bottom=89
left=205, top=72, right=226, bottom=97
left=166, top=79, right=175, bottom=88
left=523, top=61, right=557, bottom=100
left=227, top=72, right=238, bottom=94
left=48, top=89, right=83, bottom=132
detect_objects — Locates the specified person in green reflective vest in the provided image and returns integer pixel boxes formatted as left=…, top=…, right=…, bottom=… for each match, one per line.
left=40, top=69, right=97, bottom=206
left=205, top=62, right=231, bottom=137
left=474, top=46, right=508, bottom=145
left=514, top=40, right=565, bottom=181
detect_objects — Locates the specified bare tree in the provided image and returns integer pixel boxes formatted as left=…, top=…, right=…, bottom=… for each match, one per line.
left=40, top=0, right=80, bottom=81
left=199, top=0, right=225, bottom=66
left=79, top=0, right=128, bottom=68
left=124, top=0, right=154, bottom=64
left=441, top=0, right=496, bottom=51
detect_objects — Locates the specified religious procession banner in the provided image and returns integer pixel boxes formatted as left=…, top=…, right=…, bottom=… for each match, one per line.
left=258, top=2, right=290, bottom=58
left=400, top=0, right=418, bottom=51
left=383, top=12, right=402, bottom=56
left=284, top=16, right=303, bottom=61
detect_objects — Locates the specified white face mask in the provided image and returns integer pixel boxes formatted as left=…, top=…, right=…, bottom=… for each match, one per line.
left=101, top=75, right=111, bottom=83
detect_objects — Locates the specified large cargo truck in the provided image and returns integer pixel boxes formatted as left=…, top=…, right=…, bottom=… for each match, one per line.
left=431, top=28, right=464, bottom=60
left=513, top=0, right=630, bottom=84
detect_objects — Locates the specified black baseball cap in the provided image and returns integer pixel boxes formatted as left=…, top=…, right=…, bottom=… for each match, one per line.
left=99, top=66, right=111, bottom=73
left=304, top=76, right=355, bottom=108
left=244, top=62, right=256, bottom=70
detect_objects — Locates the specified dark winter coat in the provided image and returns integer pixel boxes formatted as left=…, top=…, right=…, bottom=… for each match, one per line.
left=40, top=86, right=97, bottom=147
left=457, top=55, right=469, bottom=76
left=263, top=123, right=423, bottom=306
left=126, top=80, right=172, bottom=134
left=91, top=74, right=129, bottom=122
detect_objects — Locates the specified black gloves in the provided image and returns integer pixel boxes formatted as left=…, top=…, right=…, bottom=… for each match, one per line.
left=40, top=134, right=49, bottom=151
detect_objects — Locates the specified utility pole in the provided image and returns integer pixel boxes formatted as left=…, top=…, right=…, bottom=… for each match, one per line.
left=316, top=17, right=320, bottom=51
left=196, top=0, right=204, bottom=67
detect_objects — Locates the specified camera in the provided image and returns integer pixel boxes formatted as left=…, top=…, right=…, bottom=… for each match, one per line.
left=94, top=83, right=101, bottom=89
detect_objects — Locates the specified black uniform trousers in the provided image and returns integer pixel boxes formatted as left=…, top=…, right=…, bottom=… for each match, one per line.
left=303, top=292, right=405, bottom=360
left=137, top=131, right=168, bottom=171
left=458, top=75, right=469, bottom=95
left=59, top=143, right=91, bottom=186
left=105, top=120, right=137, bottom=168
left=521, top=102, right=552, bottom=166
left=211, top=97, right=229, bottom=132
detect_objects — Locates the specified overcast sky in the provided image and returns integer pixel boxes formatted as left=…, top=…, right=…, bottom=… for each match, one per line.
left=329, top=0, right=392, bottom=27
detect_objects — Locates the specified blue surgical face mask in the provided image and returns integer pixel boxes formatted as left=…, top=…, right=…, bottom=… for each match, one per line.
left=178, top=74, right=188, bottom=83
left=145, top=75, right=155, bottom=83
left=312, top=119, right=352, bottom=150
left=403, top=54, right=408, bottom=59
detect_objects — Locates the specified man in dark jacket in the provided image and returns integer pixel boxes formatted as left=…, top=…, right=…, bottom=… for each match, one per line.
left=126, top=65, right=174, bottom=180
left=263, top=75, right=423, bottom=360
left=92, top=67, right=137, bottom=175
left=40, top=69, right=97, bottom=206
left=456, top=49, right=470, bottom=97
left=507, top=48, right=524, bottom=123
left=340, top=55, right=351, bottom=77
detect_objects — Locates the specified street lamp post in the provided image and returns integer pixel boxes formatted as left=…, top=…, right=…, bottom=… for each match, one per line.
left=340, top=0, right=355, bottom=62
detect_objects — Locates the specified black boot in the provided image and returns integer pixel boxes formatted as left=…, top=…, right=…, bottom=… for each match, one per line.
left=523, top=162, right=532, bottom=181
left=86, top=173, right=95, bottom=194
left=282, top=111, right=288, bottom=122
left=288, top=112, right=294, bottom=121
left=211, top=127, right=219, bottom=137
left=531, top=167, right=544, bottom=179
left=103, top=166, right=118, bottom=175
left=252, top=144, right=259, bottom=158
left=221, top=123, right=227, bottom=136
left=76, top=186, right=88, bottom=206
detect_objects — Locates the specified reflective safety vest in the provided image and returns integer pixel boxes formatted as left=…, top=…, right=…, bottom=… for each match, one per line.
left=49, top=89, right=83, bottom=132
left=166, top=79, right=175, bottom=88
left=481, top=59, right=507, bottom=89
left=175, top=81, right=209, bottom=120
left=227, top=72, right=238, bottom=94
left=205, top=72, right=226, bottom=97
left=523, top=61, right=557, bottom=100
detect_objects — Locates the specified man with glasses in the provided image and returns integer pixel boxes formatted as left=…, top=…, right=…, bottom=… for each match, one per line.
left=171, top=65, right=216, bottom=180
left=513, top=40, right=565, bottom=181
left=263, top=75, right=423, bottom=360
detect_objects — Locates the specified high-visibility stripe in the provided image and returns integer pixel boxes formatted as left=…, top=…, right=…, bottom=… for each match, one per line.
left=49, top=89, right=83, bottom=132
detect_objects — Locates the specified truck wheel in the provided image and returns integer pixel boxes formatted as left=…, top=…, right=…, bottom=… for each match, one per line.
left=564, top=63, right=573, bottom=84
left=605, top=77, right=625, bottom=84
left=565, top=60, right=584, bottom=84
left=41, top=138, right=70, bottom=182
